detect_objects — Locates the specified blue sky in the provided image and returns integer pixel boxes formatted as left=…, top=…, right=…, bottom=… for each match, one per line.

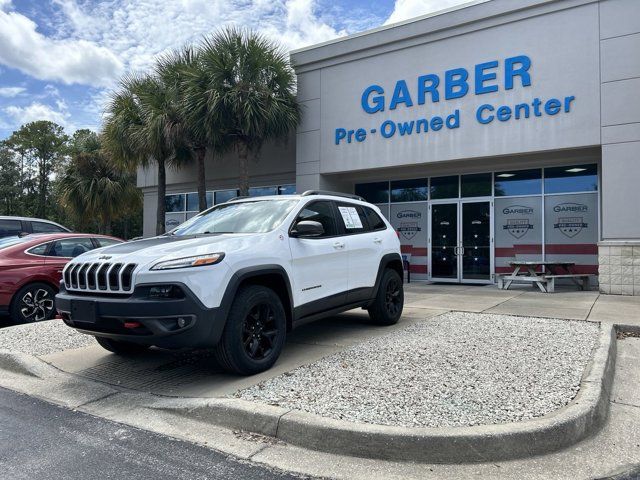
left=0, top=0, right=470, bottom=139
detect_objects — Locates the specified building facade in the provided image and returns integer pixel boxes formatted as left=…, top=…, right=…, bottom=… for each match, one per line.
left=140, top=0, right=640, bottom=295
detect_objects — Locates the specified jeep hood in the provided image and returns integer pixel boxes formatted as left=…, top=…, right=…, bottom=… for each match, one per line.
left=73, top=233, right=260, bottom=268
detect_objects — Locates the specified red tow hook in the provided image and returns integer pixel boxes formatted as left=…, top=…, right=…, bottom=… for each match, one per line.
left=123, top=321, right=142, bottom=329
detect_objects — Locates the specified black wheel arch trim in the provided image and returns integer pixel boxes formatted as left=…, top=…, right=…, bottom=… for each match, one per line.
left=369, top=253, right=404, bottom=306
left=213, top=265, right=295, bottom=341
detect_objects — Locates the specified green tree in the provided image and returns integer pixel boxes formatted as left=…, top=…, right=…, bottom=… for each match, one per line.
left=58, top=131, right=141, bottom=235
left=194, top=27, right=300, bottom=196
left=103, top=74, right=189, bottom=235
left=0, top=145, right=21, bottom=215
left=5, top=121, right=68, bottom=218
left=155, top=46, right=214, bottom=212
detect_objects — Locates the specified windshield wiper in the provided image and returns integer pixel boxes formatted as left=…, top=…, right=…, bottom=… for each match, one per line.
left=202, top=231, right=235, bottom=235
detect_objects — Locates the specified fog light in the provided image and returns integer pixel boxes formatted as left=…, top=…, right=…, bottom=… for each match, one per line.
left=177, top=317, right=186, bottom=328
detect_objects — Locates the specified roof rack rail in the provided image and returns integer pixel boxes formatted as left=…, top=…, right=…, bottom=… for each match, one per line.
left=225, top=195, right=251, bottom=203
left=301, top=190, right=365, bottom=201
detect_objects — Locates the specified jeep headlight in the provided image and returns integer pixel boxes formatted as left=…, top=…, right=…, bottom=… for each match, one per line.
left=150, top=253, right=225, bottom=270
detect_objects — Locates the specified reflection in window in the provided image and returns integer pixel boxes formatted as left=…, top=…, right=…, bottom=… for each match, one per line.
left=279, top=184, right=296, bottom=195
left=249, top=186, right=278, bottom=197
left=391, top=179, right=428, bottom=202
left=430, top=176, right=459, bottom=199
left=544, top=164, right=598, bottom=194
left=186, top=192, right=214, bottom=211
left=494, top=169, right=542, bottom=196
left=214, top=190, right=238, bottom=204
left=461, top=173, right=492, bottom=197
left=355, top=182, right=389, bottom=204
left=165, top=194, right=185, bottom=213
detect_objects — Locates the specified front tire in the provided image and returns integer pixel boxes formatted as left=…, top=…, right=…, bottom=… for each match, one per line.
left=95, top=337, right=150, bottom=355
left=368, top=268, right=404, bottom=325
left=10, top=282, right=57, bottom=324
left=215, top=285, right=287, bottom=375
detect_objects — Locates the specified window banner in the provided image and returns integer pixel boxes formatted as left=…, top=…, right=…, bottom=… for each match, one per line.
left=165, top=213, right=186, bottom=232
left=494, top=196, right=543, bottom=273
left=389, top=203, right=428, bottom=279
left=544, top=193, right=598, bottom=274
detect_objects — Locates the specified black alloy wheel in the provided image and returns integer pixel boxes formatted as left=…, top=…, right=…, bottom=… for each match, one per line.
left=215, top=285, right=287, bottom=375
left=367, top=268, right=404, bottom=325
left=384, top=276, right=402, bottom=317
left=242, top=303, right=279, bottom=361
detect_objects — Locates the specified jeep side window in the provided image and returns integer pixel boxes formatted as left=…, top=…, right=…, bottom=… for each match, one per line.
left=363, top=206, right=387, bottom=231
left=295, top=201, right=338, bottom=237
left=336, top=203, right=371, bottom=234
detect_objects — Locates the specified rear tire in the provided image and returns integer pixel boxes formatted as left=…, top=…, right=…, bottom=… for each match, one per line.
left=95, top=337, right=150, bottom=355
left=10, top=282, right=57, bottom=324
left=368, top=268, right=404, bottom=325
left=215, top=285, right=286, bottom=375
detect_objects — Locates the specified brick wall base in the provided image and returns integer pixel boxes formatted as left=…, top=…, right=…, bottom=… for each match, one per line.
left=598, top=241, right=640, bottom=295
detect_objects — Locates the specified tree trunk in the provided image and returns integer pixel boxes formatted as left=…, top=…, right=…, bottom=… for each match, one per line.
left=156, top=158, right=166, bottom=235
left=196, top=148, right=207, bottom=211
left=38, top=159, right=47, bottom=218
left=238, top=142, right=250, bottom=197
left=103, top=210, right=112, bottom=235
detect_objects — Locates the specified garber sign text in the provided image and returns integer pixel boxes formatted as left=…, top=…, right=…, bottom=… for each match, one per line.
left=334, top=55, right=576, bottom=145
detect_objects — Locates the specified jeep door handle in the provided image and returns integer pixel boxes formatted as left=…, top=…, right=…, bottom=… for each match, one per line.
left=373, top=237, right=382, bottom=244
left=333, top=241, right=345, bottom=250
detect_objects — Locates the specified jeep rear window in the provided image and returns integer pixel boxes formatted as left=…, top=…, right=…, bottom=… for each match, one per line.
left=170, top=199, right=298, bottom=235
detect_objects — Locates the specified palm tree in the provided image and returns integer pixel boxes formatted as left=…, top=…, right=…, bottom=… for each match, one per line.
left=103, top=73, right=189, bottom=235
left=154, top=47, right=212, bottom=212
left=58, top=131, right=141, bottom=235
left=193, top=27, right=300, bottom=196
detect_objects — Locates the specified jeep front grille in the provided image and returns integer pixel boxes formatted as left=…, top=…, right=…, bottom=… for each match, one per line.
left=64, top=262, right=137, bottom=294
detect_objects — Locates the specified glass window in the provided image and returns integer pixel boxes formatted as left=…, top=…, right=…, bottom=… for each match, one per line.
left=165, top=194, right=185, bottom=213
left=355, top=182, right=389, bottom=204
left=363, top=207, right=387, bottom=231
left=544, top=164, right=598, bottom=194
left=172, top=199, right=298, bottom=235
left=32, top=221, right=66, bottom=233
left=0, top=219, right=23, bottom=237
left=495, top=169, right=542, bottom=196
left=461, top=173, right=492, bottom=197
left=430, top=176, right=459, bottom=199
left=249, top=186, right=278, bottom=197
left=279, top=184, right=296, bottom=195
left=294, top=201, right=338, bottom=237
left=494, top=197, right=543, bottom=274
left=27, top=243, right=50, bottom=256
left=186, top=192, right=214, bottom=211
left=215, top=189, right=238, bottom=204
left=96, top=238, right=122, bottom=248
left=50, top=238, right=95, bottom=258
left=336, top=203, right=369, bottom=233
left=391, top=179, right=428, bottom=202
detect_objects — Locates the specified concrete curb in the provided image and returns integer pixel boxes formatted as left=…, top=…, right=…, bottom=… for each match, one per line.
left=153, top=323, right=617, bottom=463
left=0, top=349, right=58, bottom=378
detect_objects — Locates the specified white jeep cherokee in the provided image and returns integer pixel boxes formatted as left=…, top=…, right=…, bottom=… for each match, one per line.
left=56, top=191, right=404, bottom=375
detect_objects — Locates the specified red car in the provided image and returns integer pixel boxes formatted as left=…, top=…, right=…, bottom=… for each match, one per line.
left=0, top=233, right=122, bottom=323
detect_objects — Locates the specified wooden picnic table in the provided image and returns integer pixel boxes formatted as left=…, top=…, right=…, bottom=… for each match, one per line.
left=497, top=261, right=592, bottom=293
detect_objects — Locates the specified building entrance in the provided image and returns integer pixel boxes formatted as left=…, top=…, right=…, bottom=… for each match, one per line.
left=429, top=200, right=493, bottom=283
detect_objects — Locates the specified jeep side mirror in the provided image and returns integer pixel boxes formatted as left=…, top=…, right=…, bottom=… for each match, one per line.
left=291, top=220, right=324, bottom=238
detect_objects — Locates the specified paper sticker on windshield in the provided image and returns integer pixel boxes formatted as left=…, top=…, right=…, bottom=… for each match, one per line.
left=338, top=206, right=363, bottom=229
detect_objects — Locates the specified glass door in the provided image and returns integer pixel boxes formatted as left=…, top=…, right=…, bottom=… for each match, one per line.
left=429, top=200, right=493, bottom=283
left=430, top=203, right=459, bottom=281
left=461, top=201, right=492, bottom=283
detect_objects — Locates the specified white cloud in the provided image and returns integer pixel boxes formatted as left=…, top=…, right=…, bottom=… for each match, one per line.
left=4, top=102, right=73, bottom=130
left=0, top=86, right=26, bottom=97
left=384, top=0, right=474, bottom=25
left=0, top=7, right=123, bottom=87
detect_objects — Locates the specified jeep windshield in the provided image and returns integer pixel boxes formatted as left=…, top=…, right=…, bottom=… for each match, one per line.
left=170, top=199, right=299, bottom=235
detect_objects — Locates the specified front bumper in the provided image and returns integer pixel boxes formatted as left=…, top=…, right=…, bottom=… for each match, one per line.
left=55, top=283, right=224, bottom=349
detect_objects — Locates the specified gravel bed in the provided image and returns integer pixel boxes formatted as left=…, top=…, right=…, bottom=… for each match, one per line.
left=0, top=320, right=95, bottom=356
left=236, top=312, right=600, bottom=428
